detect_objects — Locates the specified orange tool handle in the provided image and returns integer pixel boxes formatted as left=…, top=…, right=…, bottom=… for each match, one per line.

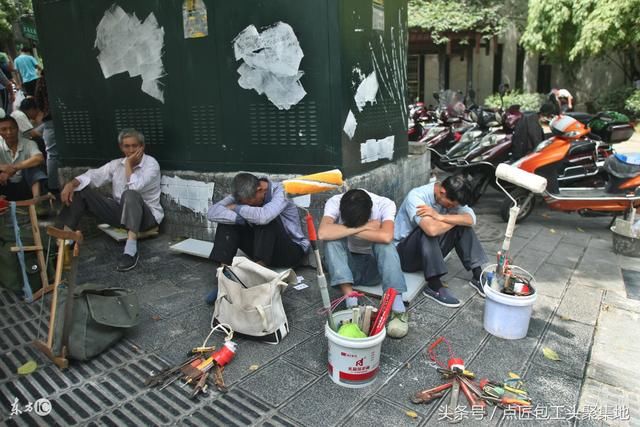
left=369, top=288, right=397, bottom=336
left=501, top=398, right=531, bottom=406
left=306, top=213, right=317, bottom=242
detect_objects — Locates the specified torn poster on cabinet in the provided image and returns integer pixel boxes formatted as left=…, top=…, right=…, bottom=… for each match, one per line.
left=343, top=110, right=357, bottom=139
left=360, top=136, right=394, bottom=163
left=233, top=22, right=306, bottom=110
left=354, top=71, right=378, bottom=112
left=183, top=0, right=208, bottom=39
left=95, top=5, right=166, bottom=103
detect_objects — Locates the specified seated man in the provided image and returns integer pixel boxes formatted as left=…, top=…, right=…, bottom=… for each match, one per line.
left=318, top=189, right=408, bottom=339
left=0, top=116, right=46, bottom=201
left=11, top=98, right=40, bottom=139
left=395, top=175, right=488, bottom=308
left=57, top=128, right=162, bottom=272
left=206, top=173, right=309, bottom=301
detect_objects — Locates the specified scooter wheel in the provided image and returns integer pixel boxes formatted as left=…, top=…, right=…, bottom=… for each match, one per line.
left=500, top=188, right=535, bottom=223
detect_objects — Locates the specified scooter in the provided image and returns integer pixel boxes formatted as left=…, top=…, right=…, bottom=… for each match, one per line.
left=499, top=115, right=640, bottom=223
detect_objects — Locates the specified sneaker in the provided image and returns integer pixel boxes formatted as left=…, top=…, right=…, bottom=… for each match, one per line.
left=422, top=287, right=461, bottom=308
left=117, top=252, right=139, bottom=272
left=205, top=287, right=218, bottom=305
left=387, top=311, right=409, bottom=339
left=468, top=278, right=485, bottom=298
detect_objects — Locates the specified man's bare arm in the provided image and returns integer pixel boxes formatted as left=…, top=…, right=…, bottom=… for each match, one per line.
left=354, top=220, right=395, bottom=244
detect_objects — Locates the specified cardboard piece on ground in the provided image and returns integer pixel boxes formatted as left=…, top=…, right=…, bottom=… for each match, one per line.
left=98, top=224, right=159, bottom=242
left=354, top=271, right=426, bottom=303
left=169, top=238, right=287, bottom=273
left=169, top=238, right=213, bottom=258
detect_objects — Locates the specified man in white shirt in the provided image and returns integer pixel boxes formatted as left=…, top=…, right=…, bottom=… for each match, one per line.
left=11, top=97, right=41, bottom=140
left=0, top=116, right=46, bottom=201
left=318, top=189, right=409, bottom=339
left=57, top=129, right=163, bottom=272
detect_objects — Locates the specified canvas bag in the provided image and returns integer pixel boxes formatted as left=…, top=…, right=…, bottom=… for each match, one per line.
left=52, top=283, right=140, bottom=360
left=213, top=257, right=297, bottom=344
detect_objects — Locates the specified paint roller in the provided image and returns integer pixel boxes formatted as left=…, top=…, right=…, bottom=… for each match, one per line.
left=495, top=164, right=547, bottom=244
left=494, top=164, right=547, bottom=287
left=283, top=169, right=344, bottom=332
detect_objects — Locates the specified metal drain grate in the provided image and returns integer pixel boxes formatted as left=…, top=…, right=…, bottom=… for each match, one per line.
left=0, top=290, right=276, bottom=426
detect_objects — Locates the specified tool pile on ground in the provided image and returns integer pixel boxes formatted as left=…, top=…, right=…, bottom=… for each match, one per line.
left=412, top=337, right=532, bottom=421
left=145, top=324, right=237, bottom=399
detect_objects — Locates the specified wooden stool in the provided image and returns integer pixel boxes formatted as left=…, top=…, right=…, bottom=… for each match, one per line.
left=10, top=194, right=56, bottom=302
left=32, top=227, right=84, bottom=370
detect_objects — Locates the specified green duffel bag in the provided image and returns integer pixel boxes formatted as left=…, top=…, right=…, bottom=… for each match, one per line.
left=52, top=283, right=140, bottom=361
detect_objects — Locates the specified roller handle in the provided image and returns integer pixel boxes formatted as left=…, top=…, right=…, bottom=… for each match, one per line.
left=306, top=212, right=318, bottom=250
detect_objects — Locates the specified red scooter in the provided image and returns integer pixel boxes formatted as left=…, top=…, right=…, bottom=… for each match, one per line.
left=500, top=115, right=639, bottom=223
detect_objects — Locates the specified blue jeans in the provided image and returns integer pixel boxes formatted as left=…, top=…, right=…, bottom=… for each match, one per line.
left=324, top=239, right=407, bottom=293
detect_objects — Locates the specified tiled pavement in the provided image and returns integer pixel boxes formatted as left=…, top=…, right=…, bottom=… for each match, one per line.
left=1, top=191, right=638, bottom=426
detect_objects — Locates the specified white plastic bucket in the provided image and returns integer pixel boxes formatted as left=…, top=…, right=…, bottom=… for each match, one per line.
left=325, top=310, right=386, bottom=388
left=482, top=264, right=537, bottom=340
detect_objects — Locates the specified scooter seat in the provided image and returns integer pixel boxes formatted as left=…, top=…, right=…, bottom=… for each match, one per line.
left=605, top=155, right=640, bottom=178
left=566, top=112, right=595, bottom=125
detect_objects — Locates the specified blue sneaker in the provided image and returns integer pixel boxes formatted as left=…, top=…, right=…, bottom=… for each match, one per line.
left=422, top=287, right=461, bottom=308
left=205, top=287, right=218, bottom=305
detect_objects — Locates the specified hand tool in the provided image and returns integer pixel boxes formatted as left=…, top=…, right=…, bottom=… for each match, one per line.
left=411, top=382, right=453, bottom=404
left=191, top=346, right=216, bottom=354
left=361, top=306, right=373, bottom=335
left=190, top=371, right=210, bottom=398
left=369, top=288, right=397, bottom=336
left=145, top=355, right=200, bottom=387
left=458, top=379, right=486, bottom=413
left=214, top=365, right=228, bottom=393
left=447, top=376, right=462, bottom=423
left=481, top=395, right=532, bottom=407
left=437, top=367, right=475, bottom=379
left=305, top=212, right=336, bottom=331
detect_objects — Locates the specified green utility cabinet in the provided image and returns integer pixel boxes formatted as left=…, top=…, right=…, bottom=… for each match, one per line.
left=34, top=0, right=408, bottom=176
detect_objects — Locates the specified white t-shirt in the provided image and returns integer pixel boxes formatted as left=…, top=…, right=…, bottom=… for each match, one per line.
left=10, top=110, right=34, bottom=135
left=323, top=190, right=396, bottom=254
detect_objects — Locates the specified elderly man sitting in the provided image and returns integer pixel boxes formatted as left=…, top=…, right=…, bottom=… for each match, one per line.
left=56, top=128, right=163, bottom=272
left=0, top=116, right=46, bottom=201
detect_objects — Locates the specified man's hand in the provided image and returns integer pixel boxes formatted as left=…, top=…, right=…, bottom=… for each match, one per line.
left=227, top=204, right=237, bottom=210
left=0, top=171, right=8, bottom=186
left=126, top=147, right=144, bottom=169
left=416, top=205, right=442, bottom=221
left=60, top=182, right=76, bottom=206
left=4, top=164, right=17, bottom=177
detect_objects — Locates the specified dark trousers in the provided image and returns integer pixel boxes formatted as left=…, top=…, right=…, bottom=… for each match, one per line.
left=56, top=187, right=157, bottom=233
left=0, top=179, right=32, bottom=201
left=0, top=167, right=47, bottom=201
left=396, top=225, right=488, bottom=280
left=211, top=219, right=304, bottom=268
left=23, top=79, right=39, bottom=97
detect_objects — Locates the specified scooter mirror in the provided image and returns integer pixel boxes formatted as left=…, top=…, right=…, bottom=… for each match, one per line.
left=495, top=163, right=547, bottom=194
left=433, top=92, right=440, bottom=101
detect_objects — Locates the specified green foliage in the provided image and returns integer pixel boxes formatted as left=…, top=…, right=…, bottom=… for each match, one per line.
left=521, top=0, right=640, bottom=80
left=593, top=87, right=636, bottom=114
left=483, top=90, right=545, bottom=111
left=408, top=0, right=506, bottom=44
left=624, top=89, right=640, bottom=116
left=0, top=0, right=33, bottom=45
